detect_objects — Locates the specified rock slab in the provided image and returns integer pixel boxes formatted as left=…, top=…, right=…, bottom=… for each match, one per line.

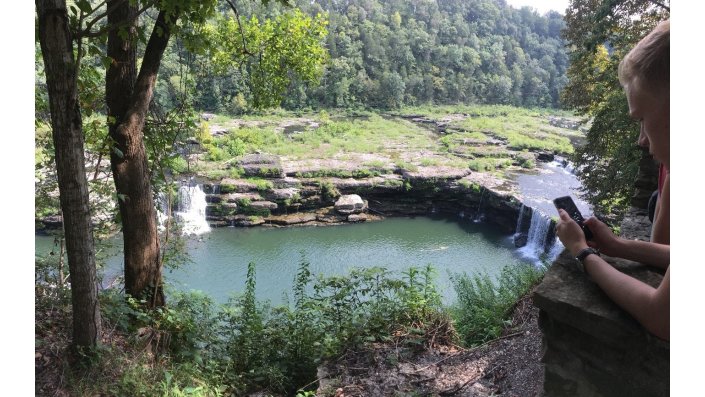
left=334, top=194, right=366, bottom=214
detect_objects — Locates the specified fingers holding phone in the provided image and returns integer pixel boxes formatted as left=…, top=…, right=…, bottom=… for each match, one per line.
left=583, top=217, right=621, bottom=256
left=556, top=209, right=589, bottom=255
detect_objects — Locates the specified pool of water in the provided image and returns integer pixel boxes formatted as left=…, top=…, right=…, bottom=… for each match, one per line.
left=35, top=159, right=589, bottom=306
left=36, top=216, right=532, bottom=305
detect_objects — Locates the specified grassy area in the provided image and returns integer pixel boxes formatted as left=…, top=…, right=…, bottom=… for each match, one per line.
left=183, top=104, right=582, bottom=181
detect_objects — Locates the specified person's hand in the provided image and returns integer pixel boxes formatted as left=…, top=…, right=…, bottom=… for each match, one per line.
left=584, top=217, right=622, bottom=257
left=556, top=209, right=589, bottom=256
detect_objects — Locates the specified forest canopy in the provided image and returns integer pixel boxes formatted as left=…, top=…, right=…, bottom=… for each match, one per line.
left=154, top=0, right=570, bottom=112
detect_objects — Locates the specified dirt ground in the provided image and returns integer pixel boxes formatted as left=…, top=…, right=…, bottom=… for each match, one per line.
left=316, top=293, right=544, bottom=397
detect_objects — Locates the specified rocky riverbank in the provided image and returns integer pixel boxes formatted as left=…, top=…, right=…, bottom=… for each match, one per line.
left=195, top=152, right=532, bottom=235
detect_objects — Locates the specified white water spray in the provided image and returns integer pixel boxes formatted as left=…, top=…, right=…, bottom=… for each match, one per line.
left=174, top=183, right=211, bottom=235
left=514, top=203, right=526, bottom=236
left=474, top=187, right=486, bottom=222
left=156, top=192, right=170, bottom=232
left=517, top=208, right=558, bottom=264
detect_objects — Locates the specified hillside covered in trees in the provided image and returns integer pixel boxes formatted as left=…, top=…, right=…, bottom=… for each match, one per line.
left=156, top=0, right=569, bottom=113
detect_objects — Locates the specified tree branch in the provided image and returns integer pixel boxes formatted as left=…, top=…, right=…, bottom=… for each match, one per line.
left=77, top=0, right=152, bottom=38
left=78, top=0, right=126, bottom=37
left=224, top=0, right=253, bottom=56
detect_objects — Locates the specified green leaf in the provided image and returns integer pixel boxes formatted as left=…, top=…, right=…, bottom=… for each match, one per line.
left=76, top=0, right=92, bottom=13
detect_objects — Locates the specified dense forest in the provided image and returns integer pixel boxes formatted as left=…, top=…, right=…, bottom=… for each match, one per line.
left=153, top=0, right=569, bottom=113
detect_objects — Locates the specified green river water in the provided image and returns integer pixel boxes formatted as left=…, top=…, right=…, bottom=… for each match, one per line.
left=36, top=215, right=534, bottom=304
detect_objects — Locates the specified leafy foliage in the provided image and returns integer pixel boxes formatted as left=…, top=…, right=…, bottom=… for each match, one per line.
left=76, top=260, right=451, bottom=395
left=451, top=263, right=545, bottom=346
left=159, top=0, right=570, bottom=112
left=562, top=0, right=669, bottom=216
left=205, top=8, right=329, bottom=108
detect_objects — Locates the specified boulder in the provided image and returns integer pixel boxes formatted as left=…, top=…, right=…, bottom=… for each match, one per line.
left=334, top=194, right=366, bottom=214
left=316, top=208, right=348, bottom=223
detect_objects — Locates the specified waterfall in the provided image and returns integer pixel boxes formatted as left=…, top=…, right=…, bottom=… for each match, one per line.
left=518, top=208, right=558, bottom=263
left=155, top=192, right=170, bottom=232
left=174, top=182, right=211, bottom=235
left=474, top=187, right=486, bottom=222
left=514, top=204, right=526, bottom=236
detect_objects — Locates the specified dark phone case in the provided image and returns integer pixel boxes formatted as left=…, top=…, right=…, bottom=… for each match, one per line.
left=553, top=196, right=593, bottom=240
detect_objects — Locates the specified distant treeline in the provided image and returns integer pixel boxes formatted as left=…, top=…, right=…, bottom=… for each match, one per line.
left=155, top=0, right=568, bottom=112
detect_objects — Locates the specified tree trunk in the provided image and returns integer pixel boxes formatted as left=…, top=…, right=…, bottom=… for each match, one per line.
left=36, top=0, right=101, bottom=349
left=107, top=5, right=179, bottom=307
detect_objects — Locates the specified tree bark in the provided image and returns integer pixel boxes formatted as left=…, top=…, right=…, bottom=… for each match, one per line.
left=107, top=5, right=179, bottom=307
left=36, top=0, right=101, bottom=349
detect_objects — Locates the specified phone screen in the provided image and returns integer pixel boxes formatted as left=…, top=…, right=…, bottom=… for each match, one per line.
left=553, top=195, right=593, bottom=240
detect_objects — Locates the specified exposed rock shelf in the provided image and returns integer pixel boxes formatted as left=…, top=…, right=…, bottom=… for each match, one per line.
left=200, top=158, right=528, bottom=234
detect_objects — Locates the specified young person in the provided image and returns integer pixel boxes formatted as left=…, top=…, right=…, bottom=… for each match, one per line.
left=555, top=19, right=670, bottom=341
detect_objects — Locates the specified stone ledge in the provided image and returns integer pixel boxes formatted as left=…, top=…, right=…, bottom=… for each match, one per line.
left=534, top=250, right=666, bottom=345
left=533, top=223, right=669, bottom=396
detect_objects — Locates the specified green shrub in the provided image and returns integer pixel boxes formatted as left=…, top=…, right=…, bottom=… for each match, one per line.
left=235, top=197, right=251, bottom=207
left=170, top=156, right=189, bottom=174
left=205, top=144, right=227, bottom=161
left=450, top=264, right=544, bottom=346
left=223, top=135, right=246, bottom=157
left=517, top=153, right=536, bottom=169
left=468, top=159, right=495, bottom=172
left=319, top=180, right=340, bottom=201
left=249, top=178, right=274, bottom=191
left=46, top=259, right=457, bottom=397
left=196, top=122, right=213, bottom=145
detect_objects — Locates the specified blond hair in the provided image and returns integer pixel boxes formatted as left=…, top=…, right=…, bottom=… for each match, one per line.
left=618, top=19, right=670, bottom=94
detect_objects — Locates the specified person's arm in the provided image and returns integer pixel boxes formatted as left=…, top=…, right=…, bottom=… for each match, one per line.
left=651, top=174, right=670, bottom=244
left=556, top=209, right=670, bottom=340
left=584, top=216, right=670, bottom=269
left=581, top=255, right=669, bottom=340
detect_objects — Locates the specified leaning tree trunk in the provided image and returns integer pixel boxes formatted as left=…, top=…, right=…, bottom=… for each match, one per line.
left=36, top=0, right=101, bottom=349
left=107, top=5, right=179, bottom=307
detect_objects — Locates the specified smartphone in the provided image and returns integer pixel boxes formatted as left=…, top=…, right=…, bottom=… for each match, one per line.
left=553, top=195, right=593, bottom=240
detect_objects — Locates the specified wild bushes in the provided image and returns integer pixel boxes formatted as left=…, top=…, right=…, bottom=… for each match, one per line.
left=92, top=261, right=450, bottom=396
left=450, top=263, right=545, bottom=346
left=44, top=255, right=543, bottom=395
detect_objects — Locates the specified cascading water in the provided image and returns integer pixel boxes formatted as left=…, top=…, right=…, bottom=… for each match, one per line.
left=174, top=182, right=211, bottom=235
left=474, top=187, right=486, bottom=222
left=514, top=204, right=526, bottom=236
left=517, top=208, right=560, bottom=264
left=156, top=192, right=170, bottom=232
